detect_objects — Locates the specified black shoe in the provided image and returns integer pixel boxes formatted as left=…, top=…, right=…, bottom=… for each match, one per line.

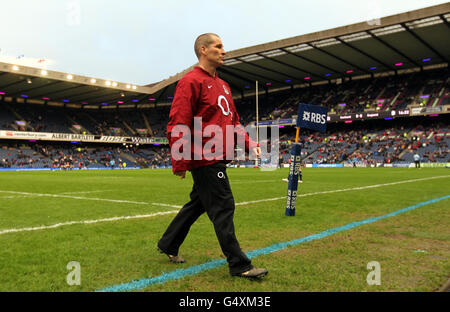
left=157, top=247, right=186, bottom=264
left=232, top=267, right=268, bottom=278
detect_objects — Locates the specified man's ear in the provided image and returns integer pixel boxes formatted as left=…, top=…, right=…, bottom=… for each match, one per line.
left=200, top=45, right=207, bottom=56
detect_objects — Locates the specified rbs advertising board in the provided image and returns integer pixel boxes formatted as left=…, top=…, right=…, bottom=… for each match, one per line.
left=297, top=103, right=328, bottom=133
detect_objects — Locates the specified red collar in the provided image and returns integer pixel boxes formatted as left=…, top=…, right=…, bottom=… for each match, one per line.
left=194, top=66, right=218, bottom=78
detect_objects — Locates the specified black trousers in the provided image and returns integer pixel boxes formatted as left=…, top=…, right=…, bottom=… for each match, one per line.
left=158, top=163, right=253, bottom=275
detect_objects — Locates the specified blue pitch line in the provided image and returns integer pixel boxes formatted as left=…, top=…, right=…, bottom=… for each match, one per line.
left=95, top=195, right=450, bottom=292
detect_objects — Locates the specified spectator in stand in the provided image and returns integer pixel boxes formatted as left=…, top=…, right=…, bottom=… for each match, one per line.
left=413, top=152, right=421, bottom=168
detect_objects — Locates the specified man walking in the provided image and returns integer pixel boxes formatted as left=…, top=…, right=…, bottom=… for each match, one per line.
left=157, top=33, right=268, bottom=279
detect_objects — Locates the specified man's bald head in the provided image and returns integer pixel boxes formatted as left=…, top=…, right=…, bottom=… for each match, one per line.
left=194, top=33, right=220, bottom=59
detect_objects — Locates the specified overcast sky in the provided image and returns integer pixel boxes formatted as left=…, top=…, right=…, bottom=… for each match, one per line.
left=0, top=0, right=447, bottom=86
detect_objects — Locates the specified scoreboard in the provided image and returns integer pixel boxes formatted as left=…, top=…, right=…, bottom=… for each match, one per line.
left=327, top=109, right=411, bottom=122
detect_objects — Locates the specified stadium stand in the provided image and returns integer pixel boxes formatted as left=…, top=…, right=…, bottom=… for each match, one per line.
left=275, top=117, right=449, bottom=166
left=1, top=99, right=448, bottom=170
left=1, top=67, right=449, bottom=169
left=0, top=140, right=173, bottom=169
left=0, top=100, right=171, bottom=138
left=1, top=4, right=449, bottom=170
left=234, top=67, right=450, bottom=126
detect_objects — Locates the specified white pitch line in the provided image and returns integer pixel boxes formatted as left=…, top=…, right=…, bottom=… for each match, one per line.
left=0, top=195, right=38, bottom=199
left=0, top=210, right=179, bottom=235
left=236, top=197, right=284, bottom=206
left=0, top=190, right=111, bottom=199
left=297, top=175, right=450, bottom=198
left=0, top=189, right=181, bottom=209
left=0, top=190, right=150, bottom=205
left=1, top=175, right=448, bottom=236
left=232, top=179, right=279, bottom=184
left=152, top=203, right=183, bottom=209
left=59, top=190, right=114, bottom=195
left=235, top=175, right=450, bottom=205
left=0, top=189, right=181, bottom=208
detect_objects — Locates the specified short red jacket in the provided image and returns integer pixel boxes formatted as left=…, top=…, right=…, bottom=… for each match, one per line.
left=167, top=66, right=257, bottom=173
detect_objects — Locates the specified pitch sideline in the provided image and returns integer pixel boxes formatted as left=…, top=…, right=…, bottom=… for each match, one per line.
left=96, top=194, right=450, bottom=292
left=0, top=175, right=448, bottom=236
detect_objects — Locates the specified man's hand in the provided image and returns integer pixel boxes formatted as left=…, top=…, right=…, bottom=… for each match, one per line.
left=174, top=170, right=186, bottom=179
left=253, top=146, right=261, bottom=158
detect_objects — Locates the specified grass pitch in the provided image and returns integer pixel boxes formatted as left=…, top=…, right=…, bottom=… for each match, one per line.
left=0, top=167, right=448, bottom=292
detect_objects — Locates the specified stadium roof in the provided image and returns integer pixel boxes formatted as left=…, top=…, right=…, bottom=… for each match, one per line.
left=146, top=3, right=450, bottom=103
left=0, top=3, right=449, bottom=109
left=0, top=63, right=155, bottom=109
